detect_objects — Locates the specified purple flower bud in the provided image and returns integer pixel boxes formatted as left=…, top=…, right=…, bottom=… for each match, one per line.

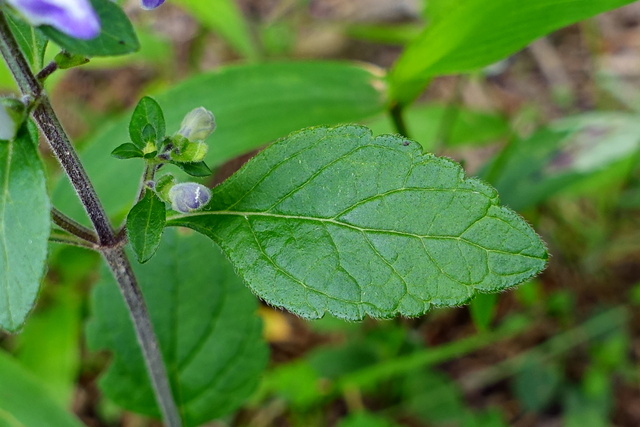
left=168, top=182, right=211, bottom=213
left=141, top=0, right=165, bottom=10
left=6, top=0, right=101, bottom=40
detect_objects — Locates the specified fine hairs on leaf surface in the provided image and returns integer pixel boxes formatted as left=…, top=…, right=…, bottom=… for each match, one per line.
left=168, top=125, right=548, bottom=320
left=86, top=229, right=268, bottom=426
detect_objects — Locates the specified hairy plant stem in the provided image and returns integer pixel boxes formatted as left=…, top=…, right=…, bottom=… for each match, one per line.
left=52, top=207, right=98, bottom=244
left=0, top=11, right=182, bottom=426
left=49, top=229, right=99, bottom=250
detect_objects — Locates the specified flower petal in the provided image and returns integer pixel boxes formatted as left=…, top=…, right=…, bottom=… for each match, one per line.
left=6, top=0, right=100, bottom=39
left=141, top=0, right=165, bottom=10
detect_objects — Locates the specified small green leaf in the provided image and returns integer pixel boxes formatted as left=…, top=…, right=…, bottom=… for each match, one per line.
left=53, top=51, right=90, bottom=70
left=111, top=142, right=144, bottom=159
left=389, top=0, right=636, bottom=103
left=168, top=125, right=548, bottom=320
left=171, top=160, right=211, bottom=177
left=126, top=191, right=166, bottom=263
left=5, top=10, right=48, bottom=70
left=129, top=97, right=165, bottom=149
left=40, top=0, right=139, bottom=57
left=86, top=230, right=267, bottom=425
left=0, top=124, right=50, bottom=332
left=0, top=350, right=84, bottom=427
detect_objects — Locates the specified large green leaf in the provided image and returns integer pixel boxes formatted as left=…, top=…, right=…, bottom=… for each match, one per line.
left=174, top=0, right=257, bottom=60
left=0, top=350, right=84, bottom=427
left=389, top=0, right=636, bottom=103
left=168, top=125, right=547, bottom=320
left=40, top=0, right=139, bottom=57
left=0, top=125, right=50, bottom=332
left=53, top=61, right=387, bottom=224
left=86, top=230, right=267, bottom=426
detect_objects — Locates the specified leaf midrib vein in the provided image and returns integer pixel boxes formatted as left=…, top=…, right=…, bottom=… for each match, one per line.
left=172, top=210, right=545, bottom=261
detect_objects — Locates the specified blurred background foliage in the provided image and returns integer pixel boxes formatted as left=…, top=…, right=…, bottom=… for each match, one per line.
left=2, top=0, right=640, bottom=425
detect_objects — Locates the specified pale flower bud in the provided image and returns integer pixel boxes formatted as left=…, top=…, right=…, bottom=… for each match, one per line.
left=177, top=107, right=215, bottom=141
left=0, top=98, right=26, bottom=141
left=168, top=182, right=211, bottom=213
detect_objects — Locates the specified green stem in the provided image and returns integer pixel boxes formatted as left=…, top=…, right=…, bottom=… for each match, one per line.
left=49, top=229, right=99, bottom=250
left=334, top=315, right=530, bottom=395
left=389, top=103, right=411, bottom=139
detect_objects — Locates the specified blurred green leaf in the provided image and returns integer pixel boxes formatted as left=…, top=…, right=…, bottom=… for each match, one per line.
left=337, top=412, right=402, bottom=427
left=470, top=293, right=498, bottom=331
left=347, top=23, right=423, bottom=46
left=14, top=287, right=82, bottom=407
left=40, top=0, right=139, bottom=57
left=129, top=96, right=165, bottom=149
left=53, top=61, right=387, bottom=225
left=0, top=350, right=84, bottom=427
left=367, top=103, right=509, bottom=150
left=86, top=230, right=267, bottom=426
left=0, top=124, right=50, bottom=332
left=5, top=10, right=47, bottom=70
left=126, top=191, right=166, bottom=263
left=483, top=113, right=640, bottom=211
left=174, top=0, right=257, bottom=60
left=564, top=382, right=611, bottom=427
left=389, top=0, right=636, bottom=103
left=308, top=343, right=379, bottom=380
left=403, top=370, right=467, bottom=424
left=263, top=361, right=324, bottom=409
left=168, top=125, right=547, bottom=320
left=513, top=359, right=562, bottom=412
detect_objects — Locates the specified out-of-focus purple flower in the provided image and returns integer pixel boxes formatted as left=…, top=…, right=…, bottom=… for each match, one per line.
left=5, top=0, right=101, bottom=39
left=168, top=182, right=211, bottom=213
left=141, top=0, right=165, bottom=10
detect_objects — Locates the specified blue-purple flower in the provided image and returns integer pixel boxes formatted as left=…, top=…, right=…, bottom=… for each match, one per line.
left=141, top=0, right=165, bottom=10
left=5, top=0, right=101, bottom=39
left=5, top=0, right=166, bottom=40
